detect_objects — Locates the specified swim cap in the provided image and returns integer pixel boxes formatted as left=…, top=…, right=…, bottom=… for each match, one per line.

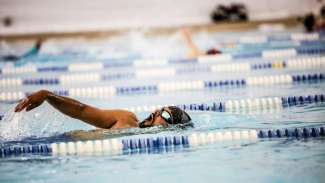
left=166, top=106, right=193, bottom=127
left=206, top=48, right=221, bottom=55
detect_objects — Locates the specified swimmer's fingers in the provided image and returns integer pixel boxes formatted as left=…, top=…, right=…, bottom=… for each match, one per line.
left=14, top=98, right=29, bottom=112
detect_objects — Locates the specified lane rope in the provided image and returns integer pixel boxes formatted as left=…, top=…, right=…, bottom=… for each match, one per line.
left=1, top=73, right=324, bottom=101
left=0, top=126, right=324, bottom=157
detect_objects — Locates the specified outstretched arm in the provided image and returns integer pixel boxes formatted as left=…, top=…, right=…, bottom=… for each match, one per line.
left=21, top=39, right=42, bottom=58
left=14, top=90, right=120, bottom=128
left=180, top=28, right=203, bottom=58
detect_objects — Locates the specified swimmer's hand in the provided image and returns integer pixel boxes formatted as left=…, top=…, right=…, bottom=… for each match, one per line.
left=15, top=90, right=49, bottom=112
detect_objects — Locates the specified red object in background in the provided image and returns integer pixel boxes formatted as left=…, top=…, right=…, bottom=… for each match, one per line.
left=206, top=48, right=222, bottom=55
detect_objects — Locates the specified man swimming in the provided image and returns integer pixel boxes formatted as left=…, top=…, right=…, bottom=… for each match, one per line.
left=14, top=90, right=192, bottom=129
left=1, top=39, right=42, bottom=62
left=180, top=28, right=222, bottom=58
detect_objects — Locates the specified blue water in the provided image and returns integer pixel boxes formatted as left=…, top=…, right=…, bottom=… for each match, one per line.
left=1, top=29, right=325, bottom=183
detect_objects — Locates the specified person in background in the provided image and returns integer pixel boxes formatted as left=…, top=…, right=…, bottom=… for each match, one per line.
left=301, top=5, right=325, bottom=33
left=303, top=13, right=316, bottom=32
left=1, top=39, right=42, bottom=62
left=180, top=28, right=221, bottom=58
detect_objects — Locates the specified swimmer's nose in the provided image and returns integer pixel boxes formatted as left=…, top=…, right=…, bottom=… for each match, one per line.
left=139, top=113, right=154, bottom=128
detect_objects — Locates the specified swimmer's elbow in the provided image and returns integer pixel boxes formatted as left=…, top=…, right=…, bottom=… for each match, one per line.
left=73, top=104, right=87, bottom=118
left=69, top=104, right=91, bottom=121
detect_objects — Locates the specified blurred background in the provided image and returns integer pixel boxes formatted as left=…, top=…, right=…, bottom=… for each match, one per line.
left=0, top=0, right=323, bottom=35
left=1, top=1, right=325, bottom=182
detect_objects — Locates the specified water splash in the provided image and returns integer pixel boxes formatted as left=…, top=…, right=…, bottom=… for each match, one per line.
left=0, top=104, right=76, bottom=141
left=0, top=109, right=30, bottom=141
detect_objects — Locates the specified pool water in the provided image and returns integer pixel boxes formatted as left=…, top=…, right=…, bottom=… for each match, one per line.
left=0, top=29, right=325, bottom=183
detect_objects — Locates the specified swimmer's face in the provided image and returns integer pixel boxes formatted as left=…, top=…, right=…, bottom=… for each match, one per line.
left=138, top=108, right=173, bottom=128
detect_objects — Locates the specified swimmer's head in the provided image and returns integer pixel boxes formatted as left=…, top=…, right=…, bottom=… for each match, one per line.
left=139, top=106, right=193, bottom=128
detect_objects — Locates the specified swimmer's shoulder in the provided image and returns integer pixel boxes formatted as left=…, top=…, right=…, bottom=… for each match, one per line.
left=104, top=109, right=137, bottom=120
left=103, top=109, right=139, bottom=128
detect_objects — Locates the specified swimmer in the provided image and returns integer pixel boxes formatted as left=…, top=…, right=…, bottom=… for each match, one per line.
left=14, top=90, right=193, bottom=130
left=1, top=39, right=42, bottom=62
left=180, top=28, right=221, bottom=58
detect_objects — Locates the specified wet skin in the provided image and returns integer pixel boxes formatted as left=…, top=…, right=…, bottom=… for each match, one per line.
left=14, top=90, right=171, bottom=130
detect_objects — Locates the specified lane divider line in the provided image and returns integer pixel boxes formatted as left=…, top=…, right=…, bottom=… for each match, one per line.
left=124, top=94, right=324, bottom=113
left=1, top=56, right=324, bottom=87
left=0, top=73, right=324, bottom=101
left=1, top=45, right=324, bottom=75
left=0, top=126, right=324, bottom=157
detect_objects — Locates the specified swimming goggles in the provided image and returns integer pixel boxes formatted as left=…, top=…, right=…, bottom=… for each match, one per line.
left=160, top=108, right=173, bottom=124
